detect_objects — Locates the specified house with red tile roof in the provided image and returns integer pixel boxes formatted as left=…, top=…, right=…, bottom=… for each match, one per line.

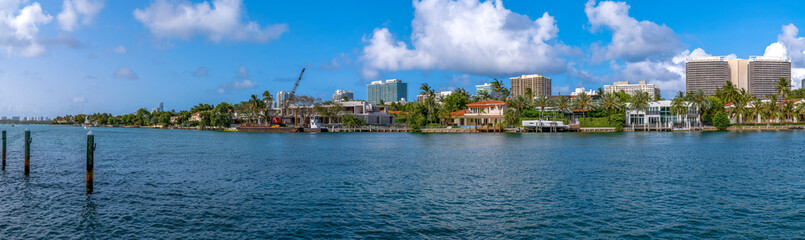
left=450, top=100, right=507, bottom=126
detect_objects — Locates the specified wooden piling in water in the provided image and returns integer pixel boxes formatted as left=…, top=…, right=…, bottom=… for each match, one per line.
left=24, top=128, right=30, bottom=175
left=2, top=130, right=5, bottom=170
left=86, top=131, right=95, bottom=194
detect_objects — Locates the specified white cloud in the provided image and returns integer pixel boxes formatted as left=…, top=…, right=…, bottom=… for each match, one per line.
left=217, top=66, right=256, bottom=93
left=72, top=96, right=86, bottom=103
left=584, top=0, right=680, bottom=62
left=57, top=0, right=104, bottom=31
left=613, top=48, right=711, bottom=95
left=134, top=0, right=287, bottom=43
left=0, top=1, right=53, bottom=57
left=763, top=24, right=805, bottom=88
left=193, top=66, right=209, bottom=77
left=113, top=67, right=138, bottom=79
left=361, top=0, right=569, bottom=79
left=112, top=44, right=126, bottom=54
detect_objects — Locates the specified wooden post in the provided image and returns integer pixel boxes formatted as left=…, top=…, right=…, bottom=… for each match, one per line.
left=86, top=131, right=96, bottom=194
left=1, top=130, right=5, bottom=171
left=24, top=128, right=30, bottom=175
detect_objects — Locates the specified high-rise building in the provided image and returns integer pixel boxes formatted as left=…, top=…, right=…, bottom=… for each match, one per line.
left=801, top=79, right=804, bottom=90
left=686, top=56, right=791, bottom=98
left=274, top=91, right=293, bottom=108
left=367, top=79, right=408, bottom=104
left=686, top=57, right=730, bottom=95
left=604, top=81, right=661, bottom=99
left=476, top=83, right=493, bottom=94
left=749, top=56, right=791, bottom=98
left=332, top=90, right=354, bottom=102
left=510, top=74, right=551, bottom=97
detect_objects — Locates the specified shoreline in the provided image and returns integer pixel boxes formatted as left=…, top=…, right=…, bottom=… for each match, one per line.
left=40, top=123, right=805, bottom=133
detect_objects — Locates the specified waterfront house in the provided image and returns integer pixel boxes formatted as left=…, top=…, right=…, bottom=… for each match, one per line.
left=189, top=112, right=203, bottom=122
left=170, top=116, right=180, bottom=124
left=451, top=100, right=507, bottom=126
left=624, top=101, right=699, bottom=130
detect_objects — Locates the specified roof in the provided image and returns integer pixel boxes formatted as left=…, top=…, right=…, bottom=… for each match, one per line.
left=467, top=100, right=505, bottom=108
left=381, top=110, right=405, bottom=114
left=451, top=110, right=465, bottom=117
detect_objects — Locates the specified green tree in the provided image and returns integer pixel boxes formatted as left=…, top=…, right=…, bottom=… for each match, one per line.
left=574, top=92, right=592, bottom=125
left=629, top=90, right=650, bottom=130
left=598, top=93, right=620, bottom=124
left=713, top=111, right=730, bottom=130
left=688, top=89, right=710, bottom=129
left=775, top=77, right=791, bottom=100
left=340, top=114, right=365, bottom=127
left=670, top=92, right=689, bottom=128
left=534, top=95, right=552, bottom=120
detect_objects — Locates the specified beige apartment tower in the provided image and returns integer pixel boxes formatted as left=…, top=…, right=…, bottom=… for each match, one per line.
left=749, top=56, right=791, bottom=98
left=510, top=74, right=551, bottom=97
left=685, top=57, right=730, bottom=95
left=686, top=56, right=790, bottom=98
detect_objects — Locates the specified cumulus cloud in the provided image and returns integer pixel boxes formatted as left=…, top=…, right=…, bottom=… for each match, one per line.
left=0, top=1, right=53, bottom=57
left=763, top=24, right=805, bottom=88
left=193, top=66, right=209, bottom=77
left=57, top=0, right=104, bottom=31
left=113, top=67, right=138, bottom=79
left=72, top=96, right=86, bottom=103
left=113, top=45, right=126, bottom=54
left=217, top=66, right=256, bottom=93
left=134, top=0, right=288, bottom=43
left=361, top=0, right=570, bottom=79
left=612, top=48, right=711, bottom=94
left=584, top=0, right=681, bottom=62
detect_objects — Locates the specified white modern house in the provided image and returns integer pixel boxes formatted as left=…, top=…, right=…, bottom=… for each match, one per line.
left=625, top=101, right=700, bottom=130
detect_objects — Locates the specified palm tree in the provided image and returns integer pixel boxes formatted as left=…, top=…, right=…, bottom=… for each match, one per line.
left=670, top=93, right=688, bottom=128
left=534, top=95, right=552, bottom=120
left=525, top=88, right=534, bottom=99
left=751, top=98, right=764, bottom=123
left=556, top=96, right=570, bottom=117
left=795, top=102, right=805, bottom=123
left=574, top=92, right=592, bottom=125
left=775, top=77, right=791, bottom=101
left=490, top=78, right=509, bottom=100
left=262, top=90, right=274, bottom=108
left=783, top=101, right=795, bottom=122
left=598, top=93, right=619, bottom=124
left=629, top=90, right=650, bottom=130
left=248, top=94, right=265, bottom=124
left=728, top=89, right=750, bottom=124
left=420, top=83, right=435, bottom=124
left=688, top=89, right=710, bottom=129
left=717, top=80, right=739, bottom=105
left=506, top=95, right=530, bottom=117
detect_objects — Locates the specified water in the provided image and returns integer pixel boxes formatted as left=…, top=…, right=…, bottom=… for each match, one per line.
left=0, top=125, right=803, bottom=239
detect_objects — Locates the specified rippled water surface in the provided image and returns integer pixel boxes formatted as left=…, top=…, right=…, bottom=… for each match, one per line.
left=0, top=124, right=803, bottom=238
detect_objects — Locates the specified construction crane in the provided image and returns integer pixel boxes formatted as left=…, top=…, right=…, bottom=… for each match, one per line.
left=274, top=67, right=305, bottom=126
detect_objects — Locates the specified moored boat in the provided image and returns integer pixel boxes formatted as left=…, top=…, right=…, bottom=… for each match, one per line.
left=236, top=125, right=303, bottom=132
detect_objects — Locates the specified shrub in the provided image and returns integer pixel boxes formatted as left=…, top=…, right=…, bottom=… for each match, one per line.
left=610, top=114, right=625, bottom=132
left=713, top=111, right=730, bottom=130
left=340, top=114, right=365, bottom=127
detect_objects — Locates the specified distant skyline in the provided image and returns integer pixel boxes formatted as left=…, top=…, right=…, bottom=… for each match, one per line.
left=2, top=0, right=805, bottom=117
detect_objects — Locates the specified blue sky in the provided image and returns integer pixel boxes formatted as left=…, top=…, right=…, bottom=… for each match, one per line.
left=2, top=0, right=805, bottom=117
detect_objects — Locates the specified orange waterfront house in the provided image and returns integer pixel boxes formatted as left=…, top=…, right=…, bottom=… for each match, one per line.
left=452, top=100, right=507, bottom=126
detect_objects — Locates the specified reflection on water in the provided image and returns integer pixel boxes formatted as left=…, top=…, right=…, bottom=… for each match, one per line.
left=0, top=125, right=802, bottom=238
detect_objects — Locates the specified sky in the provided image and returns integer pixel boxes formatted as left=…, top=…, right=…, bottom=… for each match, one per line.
left=2, top=0, right=805, bottom=117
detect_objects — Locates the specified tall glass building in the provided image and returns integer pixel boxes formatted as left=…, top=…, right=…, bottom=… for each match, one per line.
left=367, top=79, right=408, bottom=104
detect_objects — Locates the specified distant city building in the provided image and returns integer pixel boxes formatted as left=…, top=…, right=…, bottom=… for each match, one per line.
left=151, top=102, right=164, bottom=113
left=275, top=91, right=293, bottom=109
left=802, top=79, right=805, bottom=90
left=570, top=88, right=598, bottom=97
left=749, top=56, right=791, bottom=98
left=0, top=116, right=6, bottom=120
left=367, top=79, right=408, bottom=104
left=417, top=91, right=452, bottom=103
left=604, top=81, right=661, bottom=99
left=510, top=74, right=551, bottom=97
left=686, top=56, right=791, bottom=97
left=332, top=89, right=354, bottom=102
left=476, top=82, right=493, bottom=94
left=11, top=116, right=19, bottom=121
